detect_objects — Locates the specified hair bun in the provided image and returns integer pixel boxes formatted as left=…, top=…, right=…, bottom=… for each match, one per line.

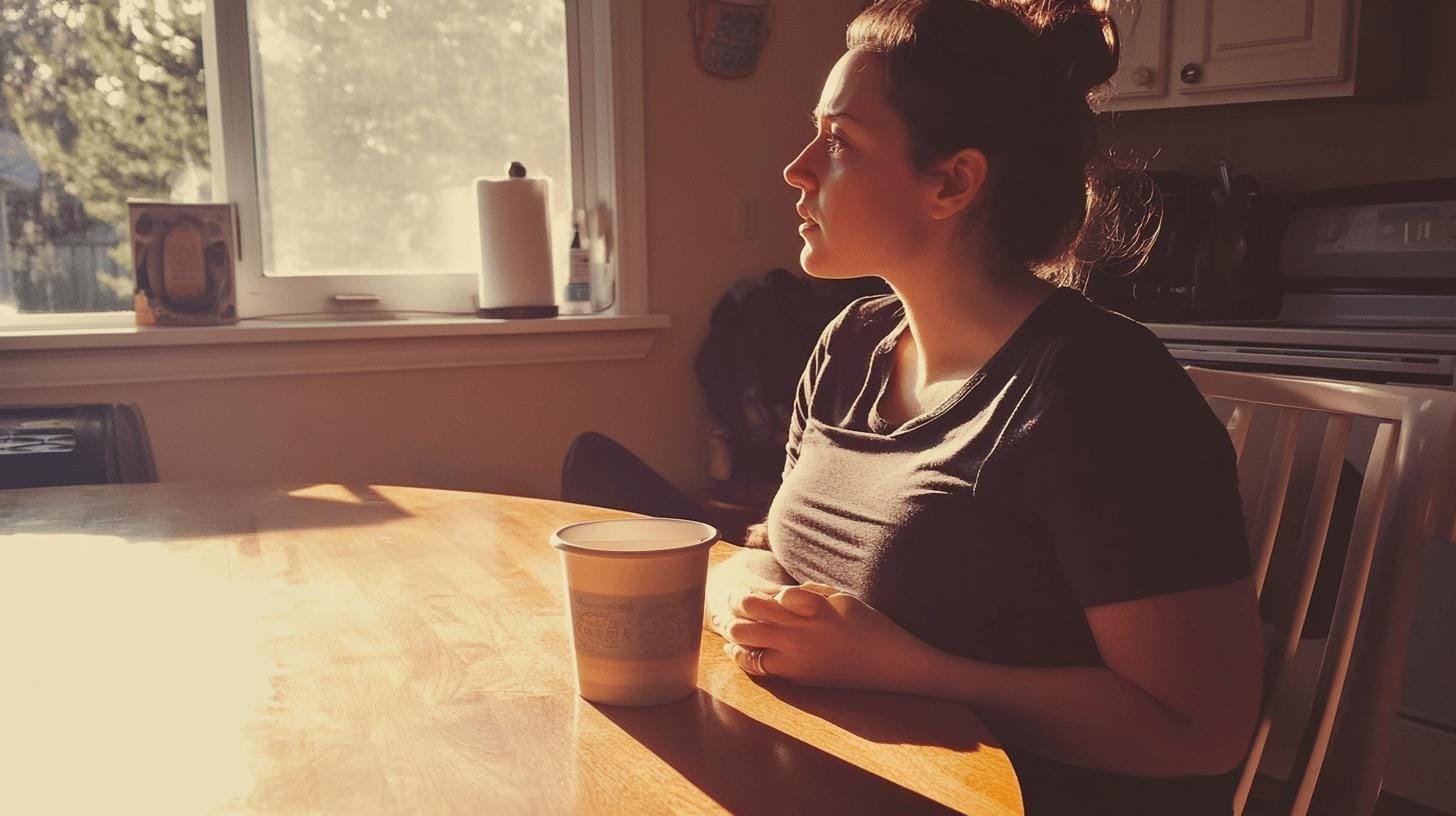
left=1037, top=9, right=1119, bottom=98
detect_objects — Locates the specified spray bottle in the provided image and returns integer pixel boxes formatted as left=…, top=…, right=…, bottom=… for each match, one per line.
left=563, top=208, right=593, bottom=315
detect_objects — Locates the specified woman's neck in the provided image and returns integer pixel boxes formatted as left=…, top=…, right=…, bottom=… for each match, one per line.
left=888, top=261, right=1056, bottom=387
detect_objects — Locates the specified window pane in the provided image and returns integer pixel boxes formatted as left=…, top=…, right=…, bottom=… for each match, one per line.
left=248, top=0, right=574, bottom=278
left=0, top=0, right=209, bottom=317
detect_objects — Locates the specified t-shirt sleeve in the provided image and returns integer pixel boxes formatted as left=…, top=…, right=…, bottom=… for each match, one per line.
left=1020, top=339, right=1253, bottom=609
left=783, top=304, right=855, bottom=480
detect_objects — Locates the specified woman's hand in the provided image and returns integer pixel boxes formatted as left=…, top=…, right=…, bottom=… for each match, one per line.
left=719, top=582, right=935, bottom=693
left=742, top=522, right=771, bottom=550
left=704, top=548, right=796, bottom=636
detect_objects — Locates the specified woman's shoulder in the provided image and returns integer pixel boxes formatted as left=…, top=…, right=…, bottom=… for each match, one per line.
left=1056, top=288, right=1172, bottom=358
left=817, top=292, right=904, bottom=352
left=1008, top=288, right=1214, bottom=437
left=845, top=291, right=903, bottom=328
left=1039, top=288, right=1193, bottom=393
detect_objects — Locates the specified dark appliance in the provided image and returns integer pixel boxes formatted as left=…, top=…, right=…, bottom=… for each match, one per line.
left=1085, top=163, right=1283, bottom=323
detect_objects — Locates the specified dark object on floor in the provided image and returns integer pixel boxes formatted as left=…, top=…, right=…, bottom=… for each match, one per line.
left=0, top=404, right=157, bottom=488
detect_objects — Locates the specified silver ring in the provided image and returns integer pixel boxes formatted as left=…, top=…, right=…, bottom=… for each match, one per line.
left=747, top=647, right=767, bottom=676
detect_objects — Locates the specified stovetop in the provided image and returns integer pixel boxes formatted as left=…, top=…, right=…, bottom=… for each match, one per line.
left=1144, top=319, right=1456, bottom=354
left=1144, top=290, right=1456, bottom=352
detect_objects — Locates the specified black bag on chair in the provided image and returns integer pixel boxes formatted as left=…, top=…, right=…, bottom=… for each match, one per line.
left=693, top=268, right=888, bottom=506
left=0, top=404, right=157, bottom=489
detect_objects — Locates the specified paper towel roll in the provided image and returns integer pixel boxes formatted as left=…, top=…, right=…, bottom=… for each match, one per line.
left=474, top=167, right=558, bottom=319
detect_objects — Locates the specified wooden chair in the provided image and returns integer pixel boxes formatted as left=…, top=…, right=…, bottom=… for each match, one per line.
left=1185, top=367, right=1456, bottom=816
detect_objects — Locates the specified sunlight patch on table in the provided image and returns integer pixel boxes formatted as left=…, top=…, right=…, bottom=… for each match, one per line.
left=0, top=534, right=281, bottom=814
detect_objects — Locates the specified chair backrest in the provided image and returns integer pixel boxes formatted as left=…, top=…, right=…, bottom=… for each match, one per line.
left=0, top=404, right=157, bottom=489
left=1184, top=367, right=1456, bottom=816
left=560, top=431, right=705, bottom=522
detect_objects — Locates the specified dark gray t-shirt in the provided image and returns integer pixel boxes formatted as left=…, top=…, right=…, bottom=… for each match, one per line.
left=767, top=287, right=1251, bottom=815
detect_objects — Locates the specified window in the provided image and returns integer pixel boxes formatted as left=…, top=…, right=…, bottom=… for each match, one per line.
left=1, top=0, right=644, bottom=324
left=248, top=1, right=572, bottom=280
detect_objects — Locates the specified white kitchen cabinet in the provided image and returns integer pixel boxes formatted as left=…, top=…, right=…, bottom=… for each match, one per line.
left=1106, top=0, right=1172, bottom=102
left=1103, top=0, right=1422, bottom=111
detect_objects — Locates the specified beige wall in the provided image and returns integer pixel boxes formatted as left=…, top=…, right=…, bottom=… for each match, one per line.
left=0, top=2, right=863, bottom=500
left=1100, top=1, right=1456, bottom=190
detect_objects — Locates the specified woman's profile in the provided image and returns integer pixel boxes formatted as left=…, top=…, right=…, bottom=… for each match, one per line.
left=704, top=1, right=1265, bottom=813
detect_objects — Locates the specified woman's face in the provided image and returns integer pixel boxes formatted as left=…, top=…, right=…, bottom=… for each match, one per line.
left=784, top=49, right=936, bottom=281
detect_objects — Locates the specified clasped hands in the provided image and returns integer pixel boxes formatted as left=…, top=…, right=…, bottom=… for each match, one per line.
left=713, top=581, right=933, bottom=694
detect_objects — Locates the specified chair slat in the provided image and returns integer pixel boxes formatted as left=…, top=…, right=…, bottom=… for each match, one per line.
left=1233, top=414, right=1351, bottom=816
left=1227, top=401, right=1254, bottom=461
left=1286, top=420, right=1397, bottom=815
left=1248, top=409, right=1302, bottom=596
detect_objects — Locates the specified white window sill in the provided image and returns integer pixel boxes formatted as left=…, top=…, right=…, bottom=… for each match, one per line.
left=0, top=313, right=671, bottom=389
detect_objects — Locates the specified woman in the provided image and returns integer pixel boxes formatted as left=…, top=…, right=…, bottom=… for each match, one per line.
left=702, top=1, right=1265, bottom=813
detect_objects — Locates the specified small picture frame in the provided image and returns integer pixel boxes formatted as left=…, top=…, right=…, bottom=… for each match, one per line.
left=691, top=0, right=773, bottom=79
left=127, top=200, right=239, bottom=326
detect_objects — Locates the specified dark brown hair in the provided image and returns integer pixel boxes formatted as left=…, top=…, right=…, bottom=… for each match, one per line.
left=847, top=0, right=1153, bottom=286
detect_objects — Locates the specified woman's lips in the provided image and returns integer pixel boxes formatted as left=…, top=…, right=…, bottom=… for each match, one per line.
left=799, top=221, right=820, bottom=234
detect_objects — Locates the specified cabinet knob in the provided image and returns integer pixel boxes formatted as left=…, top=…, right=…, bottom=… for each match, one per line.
left=1179, top=62, right=1203, bottom=84
left=1130, top=66, right=1154, bottom=87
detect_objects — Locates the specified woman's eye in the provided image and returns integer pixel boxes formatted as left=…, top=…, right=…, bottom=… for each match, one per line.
left=806, top=113, right=845, bottom=154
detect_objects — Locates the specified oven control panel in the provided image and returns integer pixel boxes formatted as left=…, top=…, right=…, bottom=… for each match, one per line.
left=1283, top=199, right=1456, bottom=280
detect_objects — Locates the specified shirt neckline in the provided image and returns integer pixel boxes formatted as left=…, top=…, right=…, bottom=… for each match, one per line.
left=866, top=287, right=1073, bottom=437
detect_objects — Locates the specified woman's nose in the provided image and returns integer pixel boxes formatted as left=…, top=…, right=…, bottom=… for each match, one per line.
left=783, top=145, right=815, bottom=191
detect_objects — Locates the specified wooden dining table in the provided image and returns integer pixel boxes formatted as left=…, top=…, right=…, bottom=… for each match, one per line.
left=0, top=483, right=1022, bottom=815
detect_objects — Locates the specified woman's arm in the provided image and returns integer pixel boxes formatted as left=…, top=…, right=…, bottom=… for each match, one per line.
left=908, top=578, right=1263, bottom=776
left=724, top=577, right=1264, bottom=777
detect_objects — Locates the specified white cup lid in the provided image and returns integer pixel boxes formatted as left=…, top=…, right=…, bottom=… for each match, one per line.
left=550, top=518, right=718, bottom=556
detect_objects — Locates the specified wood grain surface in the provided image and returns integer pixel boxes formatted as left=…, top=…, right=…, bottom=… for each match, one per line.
left=0, top=483, right=1022, bottom=815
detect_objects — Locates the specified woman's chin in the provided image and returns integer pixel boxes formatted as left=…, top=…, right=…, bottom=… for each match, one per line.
left=799, top=253, right=831, bottom=279
left=800, top=250, right=863, bottom=281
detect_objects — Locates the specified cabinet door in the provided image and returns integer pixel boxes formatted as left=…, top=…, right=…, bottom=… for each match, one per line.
left=1106, top=0, right=1172, bottom=101
left=1171, top=0, right=1351, bottom=97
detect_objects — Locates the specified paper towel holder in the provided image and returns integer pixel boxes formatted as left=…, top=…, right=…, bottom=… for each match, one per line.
left=475, top=161, right=560, bottom=320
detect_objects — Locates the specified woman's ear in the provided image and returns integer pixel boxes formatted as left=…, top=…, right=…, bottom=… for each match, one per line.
left=925, top=147, right=989, bottom=222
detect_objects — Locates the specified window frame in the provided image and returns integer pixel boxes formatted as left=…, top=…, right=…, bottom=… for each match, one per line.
left=2, top=0, right=648, bottom=327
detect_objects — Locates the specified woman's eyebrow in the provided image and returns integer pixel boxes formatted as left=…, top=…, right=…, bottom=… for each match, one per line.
left=809, top=108, right=865, bottom=128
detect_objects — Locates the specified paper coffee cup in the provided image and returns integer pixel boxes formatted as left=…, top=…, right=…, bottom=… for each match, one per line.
left=551, top=518, right=718, bottom=706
